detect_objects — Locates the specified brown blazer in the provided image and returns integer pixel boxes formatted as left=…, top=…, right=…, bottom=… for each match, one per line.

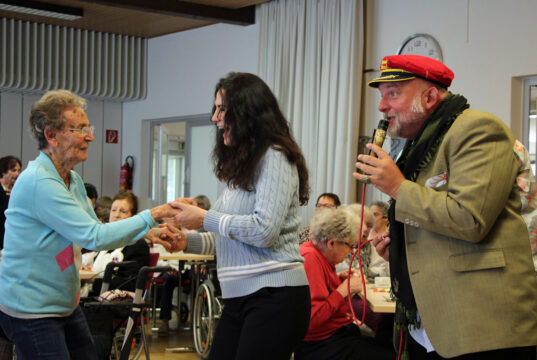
left=395, top=108, right=537, bottom=357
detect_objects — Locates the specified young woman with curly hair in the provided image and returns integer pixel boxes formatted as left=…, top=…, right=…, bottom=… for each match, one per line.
left=172, top=72, right=311, bottom=360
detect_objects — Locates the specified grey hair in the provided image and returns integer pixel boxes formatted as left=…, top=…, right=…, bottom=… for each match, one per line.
left=310, top=206, right=361, bottom=249
left=344, top=203, right=374, bottom=227
left=29, top=89, right=87, bottom=149
left=370, top=201, right=389, bottom=214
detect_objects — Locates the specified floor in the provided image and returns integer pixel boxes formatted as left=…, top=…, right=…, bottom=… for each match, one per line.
left=131, top=323, right=203, bottom=360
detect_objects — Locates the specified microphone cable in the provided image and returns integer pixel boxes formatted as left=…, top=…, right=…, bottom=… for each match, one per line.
left=346, top=119, right=404, bottom=360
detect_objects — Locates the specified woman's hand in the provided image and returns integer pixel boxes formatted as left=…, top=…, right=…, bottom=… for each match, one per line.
left=338, top=269, right=359, bottom=280
left=371, top=232, right=391, bottom=261
left=336, top=272, right=363, bottom=298
left=146, top=225, right=187, bottom=252
left=169, top=199, right=207, bottom=230
left=150, top=203, right=180, bottom=221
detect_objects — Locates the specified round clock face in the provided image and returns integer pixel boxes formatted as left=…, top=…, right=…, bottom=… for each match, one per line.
left=397, top=33, right=443, bottom=62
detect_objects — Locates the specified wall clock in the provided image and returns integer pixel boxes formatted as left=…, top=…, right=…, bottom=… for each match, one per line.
left=397, top=33, right=443, bottom=62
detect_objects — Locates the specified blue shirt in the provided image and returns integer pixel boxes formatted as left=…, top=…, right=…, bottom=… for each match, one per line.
left=0, top=152, right=156, bottom=317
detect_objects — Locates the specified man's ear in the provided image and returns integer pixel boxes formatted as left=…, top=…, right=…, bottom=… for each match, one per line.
left=44, top=127, right=58, bottom=147
left=327, top=238, right=336, bottom=250
left=423, top=87, right=442, bottom=110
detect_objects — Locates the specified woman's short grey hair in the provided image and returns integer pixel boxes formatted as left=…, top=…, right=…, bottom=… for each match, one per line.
left=344, top=203, right=373, bottom=227
left=310, top=206, right=361, bottom=249
left=29, top=89, right=87, bottom=149
left=370, top=201, right=389, bottom=214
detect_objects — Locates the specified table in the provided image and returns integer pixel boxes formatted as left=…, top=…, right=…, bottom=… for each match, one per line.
left=160, top=253, right=215, bottom=262
left=79, top=269, right=97, bottom=280
left=360, top=284, right=395, bottom=313
left=159, top=253, right=215, bottom=353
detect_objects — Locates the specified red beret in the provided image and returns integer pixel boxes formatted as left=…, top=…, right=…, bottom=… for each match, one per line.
left=368, top=55, right=454, bottom=88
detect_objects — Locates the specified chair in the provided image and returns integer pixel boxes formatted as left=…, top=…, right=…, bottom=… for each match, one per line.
left=146, top=252, right=165, bottom=330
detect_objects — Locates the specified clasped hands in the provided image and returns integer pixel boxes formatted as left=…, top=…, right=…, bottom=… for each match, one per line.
left=146, top=225, right=185, bottom=252
left=168, top=197, right=208, bottom=230
left=148, top=197, right=208, bottom=252
left=336, top=269, right=363, bottom=298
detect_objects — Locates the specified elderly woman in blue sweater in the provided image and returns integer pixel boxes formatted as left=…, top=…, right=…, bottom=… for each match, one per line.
left=0, top=90, right=182, bottom=360
left=172, top=72, right=311, bottom=360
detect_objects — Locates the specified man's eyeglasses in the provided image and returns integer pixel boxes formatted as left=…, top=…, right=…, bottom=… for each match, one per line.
left=316, top=203, right=335, bottom=209
left=66, top=125, right=95, bottom=136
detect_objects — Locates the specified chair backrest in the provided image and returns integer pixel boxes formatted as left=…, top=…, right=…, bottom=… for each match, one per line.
left=149, top=252, right=160, bottom=267
left=146, top=252, right=160, bottom=290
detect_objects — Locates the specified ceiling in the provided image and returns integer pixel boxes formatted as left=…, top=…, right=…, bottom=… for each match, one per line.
left=0, top=0, right=271, bottom=38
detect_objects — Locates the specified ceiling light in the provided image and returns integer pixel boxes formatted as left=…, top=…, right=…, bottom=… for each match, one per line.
left=0, top=0, right=83, bottom=21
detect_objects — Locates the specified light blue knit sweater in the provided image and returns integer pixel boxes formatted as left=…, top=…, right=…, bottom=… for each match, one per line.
left=0, top=152, right=156, bottom=317
left=186, top=148, right=309, bottom=299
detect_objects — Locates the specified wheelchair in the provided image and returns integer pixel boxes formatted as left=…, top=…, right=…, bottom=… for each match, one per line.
left=82, top=260, right=171, bottom=360
left=192, top=264, right=222, bottom=359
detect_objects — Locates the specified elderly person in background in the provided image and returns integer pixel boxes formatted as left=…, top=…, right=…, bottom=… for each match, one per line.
left=194, top=194, right=211, bottom=211
left=0, top=155, right=21, bottom=251
left=335, top=204, right=393, bottom=347
left=299, top=193, right=341, bottom=244
left=94, top=196, right=112, bottom=223
left=84, top=191, right=151, bottom=294
left=335, top=204, right=373, bottom=275
left=0, top=89, right=182, bottom=360
left=84, top=182, right=98, bottom=207
left=296, top=206, right=394, bottom=360
left=367, top=201, right=390, bottom=278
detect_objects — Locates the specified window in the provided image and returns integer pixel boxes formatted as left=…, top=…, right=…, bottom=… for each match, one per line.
left=523, top=78, right=537, bottom=174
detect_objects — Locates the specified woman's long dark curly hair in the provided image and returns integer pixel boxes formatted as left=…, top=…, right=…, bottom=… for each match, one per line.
left=212, top=72, right=309, bottom=205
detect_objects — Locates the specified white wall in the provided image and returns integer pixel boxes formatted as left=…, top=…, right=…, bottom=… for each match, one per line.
left=122, top=22, right=259, bottom=207
left=363, top=0, right=537, bottom=135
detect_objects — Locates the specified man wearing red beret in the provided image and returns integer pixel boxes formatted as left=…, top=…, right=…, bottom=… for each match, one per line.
left=354, top=54, right=537, bottom=359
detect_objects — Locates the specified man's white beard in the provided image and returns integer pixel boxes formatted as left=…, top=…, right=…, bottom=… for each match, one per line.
left=410, top=94, right=424, bottom=113
left=387, top=94, right=425, bottom=139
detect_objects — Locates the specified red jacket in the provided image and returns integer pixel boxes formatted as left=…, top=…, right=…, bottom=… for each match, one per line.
left=300, top=241, right=352, bottom=341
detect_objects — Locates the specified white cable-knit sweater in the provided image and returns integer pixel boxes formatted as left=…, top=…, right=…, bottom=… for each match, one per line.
left=186, top=148, right=309, bottom=298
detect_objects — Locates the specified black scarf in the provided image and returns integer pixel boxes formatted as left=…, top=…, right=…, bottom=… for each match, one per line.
left=388, top=93, right=469, bottom=314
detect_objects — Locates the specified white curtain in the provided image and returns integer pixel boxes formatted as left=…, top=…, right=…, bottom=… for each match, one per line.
left=258, top=0, right=364, bottom=226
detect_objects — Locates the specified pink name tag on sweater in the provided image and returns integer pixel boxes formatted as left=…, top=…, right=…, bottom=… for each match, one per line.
left=56, top=245, right=74, bottom=271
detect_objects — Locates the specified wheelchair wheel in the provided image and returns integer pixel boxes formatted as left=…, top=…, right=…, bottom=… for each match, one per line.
left=193, top=279, right=222, bottom=359
left=113, top=329, right=144, bottom=360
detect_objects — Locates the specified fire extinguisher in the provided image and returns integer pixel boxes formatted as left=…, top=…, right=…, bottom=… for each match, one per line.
left=119, top=156, right=134, bottom=191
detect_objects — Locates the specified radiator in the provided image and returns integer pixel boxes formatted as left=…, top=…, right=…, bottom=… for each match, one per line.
left=0, top=18, right=147, bottom=100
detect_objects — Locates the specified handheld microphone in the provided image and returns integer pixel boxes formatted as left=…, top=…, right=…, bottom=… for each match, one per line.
left=369, top=119, right=389, bottom=158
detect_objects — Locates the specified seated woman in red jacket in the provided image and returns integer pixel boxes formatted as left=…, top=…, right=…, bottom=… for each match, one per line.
left=296, top=206, right=394, bottom=360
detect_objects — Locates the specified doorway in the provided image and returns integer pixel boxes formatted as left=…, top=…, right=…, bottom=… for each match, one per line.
left=147, top=114, right=219, bottom=207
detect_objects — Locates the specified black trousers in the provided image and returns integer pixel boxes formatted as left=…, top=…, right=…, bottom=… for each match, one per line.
left=209, top=285, right=311, bottom=360
left=407, top=332, right=536, bottom=360
left=295, top=324, right=396, bottom=360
